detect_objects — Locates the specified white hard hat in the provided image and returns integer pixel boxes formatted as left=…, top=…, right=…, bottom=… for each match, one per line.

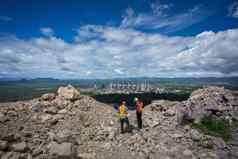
left=134, top=97, right=138, bottom=102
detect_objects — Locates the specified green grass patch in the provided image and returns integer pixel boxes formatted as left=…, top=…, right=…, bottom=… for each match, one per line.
left=192, top=115, right=232, bottom=141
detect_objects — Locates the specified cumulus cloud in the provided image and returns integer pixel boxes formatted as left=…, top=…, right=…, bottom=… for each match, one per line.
left=114, top=68, right=124, bottom=75
left=150, top=2, right=172, bottom=17
left=0, top=26, right=238, bottom=78
left=40, top=27, right=54, bottom=36
left=120, top=3, right=209, bottom=33
left=228, top=2, right=238, bottom=18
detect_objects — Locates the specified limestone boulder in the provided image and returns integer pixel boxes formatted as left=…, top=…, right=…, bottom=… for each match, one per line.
left=11, top=142, right=28, bottom=152
left=0, top=112, right=6, bottom=123
left=44, top=107, right=58, bottom=114
left=77, top=152, right=95, bottom=159
left=57, top=85, right=81, bottom=100
left=48, top=142, right=75, bottom=158
left=31, top=100, right=42, bottom=112
left=0, top=140, right=7, bottom=150
left=41, top=93, right=56, bottom=101
left=176, top=86, right=237, bottom=124
left=190, top=129, right=203, bottom=141
left=39, top=114, right=52, bottom=123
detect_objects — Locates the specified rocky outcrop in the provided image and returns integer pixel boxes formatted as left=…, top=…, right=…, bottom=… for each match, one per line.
left=176, top=86, right=238, bottom=124
left=0, top=85, right=118, bottom=159
left=0, top=86, right=237, bottom=159
left=57, top=84, right=81, bottom=100
left=41, top=93, right=56, bottom=101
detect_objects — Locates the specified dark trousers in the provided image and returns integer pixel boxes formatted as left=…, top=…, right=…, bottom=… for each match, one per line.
left=136, top=112, right=142, bottom=129
left=120, top=117, right=130, bottom=133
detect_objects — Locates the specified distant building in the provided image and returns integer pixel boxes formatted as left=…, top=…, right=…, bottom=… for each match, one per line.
left=105, top=80, right=153, bottom=93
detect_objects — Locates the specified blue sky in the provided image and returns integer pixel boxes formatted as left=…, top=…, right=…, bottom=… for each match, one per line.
left=0, top=0, right=238, bottom=78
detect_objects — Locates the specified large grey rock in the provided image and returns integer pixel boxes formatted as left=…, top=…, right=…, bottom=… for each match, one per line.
left=211, top=137, right=226, bottom=149
left=163, top=107, right=176, bottom=117
left=57, top=85, right=81, bottom=100
left=1, top=134, right=19, bottom=142
left=58, top=109, right=68, bottom=114
left=150, top=100, right=178, bottom=112
left=54, top=129, right=72, bottom=143
left=48, top=142, right=74, bottom=158
left=183, top=149, right=193, bottom=157
left=126, top=133, right=145, bottom=145
left=41, top=93, right=56, bottom=101
left=0, top=112, right=6, bottom=123
left=190, top=129, right=203, bottom=141
left=0, top=140, right=7, bottom=150
left=40, top=114, right=52, bottom=122
left=200, top=135, right=214, bottom=149
left=11, top=142, right=28, bottom=152
left=31, top=100, right=42, bottom=112
left=52, top=96, right=71, bottom=108
left=1, top=152, right=17, bottom=159
left=7, top=110, right=17, bottom=117
left=176, top=86, right=237, bottom=124
left=77, top=153, right=95, bottom=159
left=44, top=107, right=58, bottom=114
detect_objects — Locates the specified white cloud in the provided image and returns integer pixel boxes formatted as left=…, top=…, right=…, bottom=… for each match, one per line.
left=228, top=2, right=238, bottom=18
left=0, top=26, right=238, bottom=78
left=124, top=7, right=135, bottom=17
left=0, top=16, right=12, bottom=22
left=120, top=4, right=208, bottom=33
left=114, top=68, right=124, bottom=75
left=40, top=27, right=54, bottom=36
left=150, top=2, right=171, bottom=16
left=86, top=71, right=92, bottom=75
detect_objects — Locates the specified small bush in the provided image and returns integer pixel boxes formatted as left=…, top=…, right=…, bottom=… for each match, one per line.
left=192, top=115, right=231, bottom=141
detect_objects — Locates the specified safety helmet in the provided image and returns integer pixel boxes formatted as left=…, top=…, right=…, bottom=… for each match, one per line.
left=134, top=97, right=138, bottom=102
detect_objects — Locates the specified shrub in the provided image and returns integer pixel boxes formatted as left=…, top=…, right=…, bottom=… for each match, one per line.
left=192, top=115, right=231, bottom=141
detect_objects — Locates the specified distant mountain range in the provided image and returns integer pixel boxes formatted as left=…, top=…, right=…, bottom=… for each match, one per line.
left=0, top=77, right=238, bottom=87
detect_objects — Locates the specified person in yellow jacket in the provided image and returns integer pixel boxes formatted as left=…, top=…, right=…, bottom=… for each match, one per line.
left=118, top=101, right=130, bottom=133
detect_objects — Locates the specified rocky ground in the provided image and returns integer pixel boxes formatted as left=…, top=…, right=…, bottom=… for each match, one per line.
left=0, top=85, right=238, bottom=159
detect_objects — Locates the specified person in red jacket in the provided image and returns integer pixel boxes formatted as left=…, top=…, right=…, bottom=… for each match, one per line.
left=134, top=97, right=144, bottom=129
